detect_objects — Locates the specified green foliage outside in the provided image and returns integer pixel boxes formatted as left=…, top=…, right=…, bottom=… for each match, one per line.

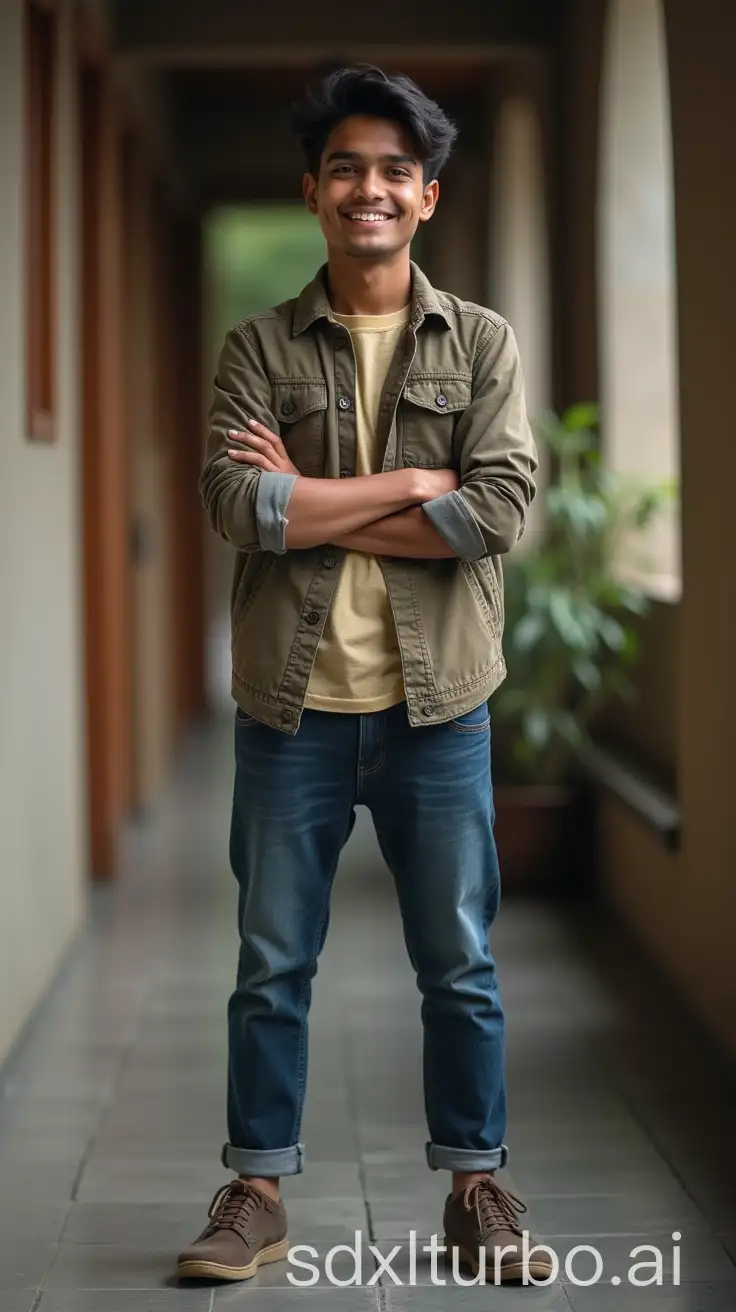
left=205, top=204, right=327, bottom=352
left=493, top=404, right=676, bottom=786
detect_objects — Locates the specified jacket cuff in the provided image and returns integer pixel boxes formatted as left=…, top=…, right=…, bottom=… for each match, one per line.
left=255, top=471, right=298, bottom=554
left=422, top=489, right=486, bottom=561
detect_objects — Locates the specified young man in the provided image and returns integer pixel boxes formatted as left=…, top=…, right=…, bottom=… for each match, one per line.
left=177, top=66, right=550, bottom=1286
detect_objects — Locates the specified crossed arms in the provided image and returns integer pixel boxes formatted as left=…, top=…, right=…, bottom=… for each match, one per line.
left=200, top=321, right=538, bottom=562
left=224, top=419, right=460, bottom=558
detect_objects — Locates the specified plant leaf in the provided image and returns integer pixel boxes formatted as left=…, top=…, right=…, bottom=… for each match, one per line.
left=549, top=589, right=590, bottom=650
left=573, top=658, right=601, bottom=690
left=598, top=614, right=627, bottom=652
left=513, top=612, right=546, bottom=653
left=562, top=402, right=599, bottom=432
left=523, top=710, right=551, bottom=750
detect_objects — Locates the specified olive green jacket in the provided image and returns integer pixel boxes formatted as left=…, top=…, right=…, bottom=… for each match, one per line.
left=200, top=262, right=537, bottom=734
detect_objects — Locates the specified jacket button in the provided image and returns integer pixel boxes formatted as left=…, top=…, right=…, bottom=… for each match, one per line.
left=282, top=707, right=295, bottom=721
left=422, top=704, right=435, bottom=717
left=281, top=399, right=295, bottom=416
left=334, top=337, right=346, bottom=351
left=306, top=610, right=320, bottom=625
left=338, top=395, right=352, bottom=411
left=339, top=469, right=352, bottom=478
left=322, top=555, right=337, bottom=569
left=435, top=394, right=448, bottom=408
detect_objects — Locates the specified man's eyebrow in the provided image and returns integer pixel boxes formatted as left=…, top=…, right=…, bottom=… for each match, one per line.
left=325, top=150, right=419, bottom=166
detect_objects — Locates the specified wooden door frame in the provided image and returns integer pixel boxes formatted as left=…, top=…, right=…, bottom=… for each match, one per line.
left=77, top=16, right=133, bottom=878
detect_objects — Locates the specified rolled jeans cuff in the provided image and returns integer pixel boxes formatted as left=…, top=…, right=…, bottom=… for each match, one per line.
left=425, top=1141, right=509, bottom=1172
left=221, top=1142, right=305, bottom=1176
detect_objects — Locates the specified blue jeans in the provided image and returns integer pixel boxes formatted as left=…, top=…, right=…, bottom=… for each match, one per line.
left=222, top=700, right=508, bottom=1177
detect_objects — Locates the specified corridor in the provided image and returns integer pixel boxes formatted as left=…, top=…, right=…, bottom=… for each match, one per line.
left=1, top=716, right=734, bottom=1311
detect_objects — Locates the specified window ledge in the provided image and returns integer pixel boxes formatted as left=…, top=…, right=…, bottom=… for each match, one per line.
left=584, top=742, right=681, bottom=850
left=615, top=565, right=682, bottom=605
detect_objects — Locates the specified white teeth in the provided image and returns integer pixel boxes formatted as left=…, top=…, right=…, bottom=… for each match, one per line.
left=348, top=213, right=391, bottom=222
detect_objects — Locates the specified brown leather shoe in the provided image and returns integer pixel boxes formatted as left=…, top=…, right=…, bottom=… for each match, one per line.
left=444, top=1176, right=554, bottom=1283
left=176, top=1179, right=288, bottom=1281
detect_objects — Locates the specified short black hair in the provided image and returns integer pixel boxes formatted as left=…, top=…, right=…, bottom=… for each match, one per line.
left=292, top=65, right=458, bottom=184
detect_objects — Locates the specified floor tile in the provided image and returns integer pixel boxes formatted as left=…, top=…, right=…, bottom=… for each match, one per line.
left=716, top=1231, right=736, bottom=1262
left=0, top=1163, right=81, bottom=1203
left=385, top=1287, right=573, bottom=1309
left=0, top=1241, right=58, bottom=1289
left=530, top=1193, right=712, bottom=1238
left=59, top=1202, right=212, bottom=1247
left=213, top=1289, right=379, bottom=1309
left=0, top=1129, right=93, bottom=1165
left=37, top=1293, right=212, bottom=1311
left=0, top=1201, right=72, bottom=1244
left=563, top=1283, right=736, bottom=1311
left=75, top=1160, right=225, bottom=1205
left=0, top=1296, right=40, bottom=1312
left=44, top=1243, right=181, bottom=1290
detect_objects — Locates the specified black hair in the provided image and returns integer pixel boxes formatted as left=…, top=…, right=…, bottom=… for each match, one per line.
left=292, top=64, right=458, bottom=184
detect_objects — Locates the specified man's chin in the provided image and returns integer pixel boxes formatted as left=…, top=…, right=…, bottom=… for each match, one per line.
left=340, top=239, right=405, bottom=260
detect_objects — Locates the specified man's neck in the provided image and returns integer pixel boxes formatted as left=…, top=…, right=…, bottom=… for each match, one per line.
left=326, top=250, right=412, bottom=317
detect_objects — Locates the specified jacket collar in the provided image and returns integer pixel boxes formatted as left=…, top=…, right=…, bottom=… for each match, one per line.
left=291, top=260, right=451, bottom=336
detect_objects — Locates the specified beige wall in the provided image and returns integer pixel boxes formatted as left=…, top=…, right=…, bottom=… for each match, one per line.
left=489, top=62, right=552, bottom=546
left=0, top=0, right=87, bottom=1062
left=562, top=0, right=736, bottom=1054
left=598, top=0, right=680, bottom=593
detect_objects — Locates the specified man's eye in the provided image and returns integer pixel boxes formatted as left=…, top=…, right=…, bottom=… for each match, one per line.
left=389, top=169, right=411, bottom=179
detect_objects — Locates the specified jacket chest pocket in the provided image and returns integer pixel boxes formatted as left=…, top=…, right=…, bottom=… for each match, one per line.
left=399, top=373, right=472, bottom=468
left=272, top=378, right=328, bottom=476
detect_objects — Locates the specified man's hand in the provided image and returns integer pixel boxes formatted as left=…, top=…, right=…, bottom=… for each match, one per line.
left=227, top=420, right=300, bottom=477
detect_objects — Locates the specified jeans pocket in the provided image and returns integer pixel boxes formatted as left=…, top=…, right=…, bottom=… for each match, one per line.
left=448, top=702, right=491, bottom=734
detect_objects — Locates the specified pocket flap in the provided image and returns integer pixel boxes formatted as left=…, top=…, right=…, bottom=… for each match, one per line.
left=272, top=379, right=328, bottom=423
left=403, top=375, right=472, bottom=413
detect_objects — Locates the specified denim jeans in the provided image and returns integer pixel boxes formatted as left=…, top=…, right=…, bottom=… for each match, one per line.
left=222, top=700, right=508, bottom=1177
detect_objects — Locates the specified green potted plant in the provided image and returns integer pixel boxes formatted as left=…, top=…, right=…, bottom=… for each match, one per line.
left=491, top=403, right=673, bottom=891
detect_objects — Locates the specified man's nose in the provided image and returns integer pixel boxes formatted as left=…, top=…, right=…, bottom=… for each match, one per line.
left=355, top=169, right=386, bottom=201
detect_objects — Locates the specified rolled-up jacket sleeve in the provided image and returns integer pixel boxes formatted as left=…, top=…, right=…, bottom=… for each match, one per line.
left=199, top=324, right=297, bottom=554
left=421, top=320, right=538, bottom=560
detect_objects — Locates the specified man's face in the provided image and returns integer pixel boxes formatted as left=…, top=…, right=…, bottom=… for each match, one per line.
left=303, top=114, right=438, bottom=259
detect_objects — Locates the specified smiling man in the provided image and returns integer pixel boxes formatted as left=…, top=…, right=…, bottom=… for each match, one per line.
left=176, top=66, right=548, bottom=1287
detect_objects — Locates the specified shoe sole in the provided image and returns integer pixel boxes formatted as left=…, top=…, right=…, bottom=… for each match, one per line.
left=176, top=1236, right=290, bottom=1282
left=444, top=1238, right=555, bottom=1284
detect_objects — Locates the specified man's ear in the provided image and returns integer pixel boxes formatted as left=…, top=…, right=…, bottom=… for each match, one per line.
left=418, top=179, right=439, bottom=224
left=303, top=173, right=319, bottom=214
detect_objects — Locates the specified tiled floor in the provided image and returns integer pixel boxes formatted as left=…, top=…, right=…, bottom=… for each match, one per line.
left=1, top=716, right=735, bottom=1311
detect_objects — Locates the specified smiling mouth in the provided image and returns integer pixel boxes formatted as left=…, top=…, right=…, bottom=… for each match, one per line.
left=342, top=211, right=398, bottom=226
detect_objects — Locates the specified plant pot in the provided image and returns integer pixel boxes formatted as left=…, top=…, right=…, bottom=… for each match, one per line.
left=493, top=784, right=588, bottom=893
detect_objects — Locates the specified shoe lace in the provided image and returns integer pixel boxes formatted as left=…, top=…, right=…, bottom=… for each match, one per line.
left=201, top=1181, right=264, bottom=1241
left=464, top=1177, right=527, bottom=1239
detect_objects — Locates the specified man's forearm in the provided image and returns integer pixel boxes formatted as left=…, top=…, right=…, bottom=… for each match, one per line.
left=283, top=469, right=424, bottom=549
left=331, top=506, right=457, bottom=558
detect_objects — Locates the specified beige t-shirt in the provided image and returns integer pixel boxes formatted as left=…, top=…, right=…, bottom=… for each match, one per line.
left=304, top=305, right=410, bottom=713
